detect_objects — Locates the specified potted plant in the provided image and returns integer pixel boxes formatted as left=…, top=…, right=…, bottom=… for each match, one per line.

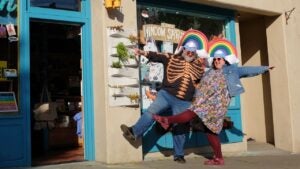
left=116, top=42, right=129, bottom=62
left=111, top=61, right=122, bottom=69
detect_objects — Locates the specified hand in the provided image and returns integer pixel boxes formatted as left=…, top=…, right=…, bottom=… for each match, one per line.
left=134, top=48, right=144, bottom=56
left=269, top=66, right=275, bottom=70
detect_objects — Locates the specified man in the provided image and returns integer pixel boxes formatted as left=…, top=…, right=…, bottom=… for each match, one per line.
left=121, top=29, right=208, bottom=163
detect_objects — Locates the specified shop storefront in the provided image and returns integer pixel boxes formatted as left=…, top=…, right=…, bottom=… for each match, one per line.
left=1, top=0, right=298, bottom=168
left=0, top=1, right=243, bottom=167
left=0, top=0, right=95, bottom=167
left=96, top=0, right=250, bottom=164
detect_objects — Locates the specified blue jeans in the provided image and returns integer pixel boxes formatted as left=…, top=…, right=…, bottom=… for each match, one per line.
left=132, top=89, right=191, bottom=157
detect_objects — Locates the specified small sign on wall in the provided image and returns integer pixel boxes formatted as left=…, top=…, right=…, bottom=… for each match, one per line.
left=143, top=24, right=184, bottom=43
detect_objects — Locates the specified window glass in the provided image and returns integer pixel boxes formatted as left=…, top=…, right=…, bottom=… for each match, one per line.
left=30, top=0, right=81, bottom=11
left=0, top=0, right=19, bottom=115
left=137, top=5, right=226, bottom=116
left=137, top=5, right=225, bottom=44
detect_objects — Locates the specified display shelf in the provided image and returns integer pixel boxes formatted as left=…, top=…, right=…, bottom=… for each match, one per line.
left=109, top=94, right=139, bottom=107
left=109, top=31, right=129, bottom=38
left=109, top=67, right=138, bottom=78
left=107, top=28, right=140, bottom=107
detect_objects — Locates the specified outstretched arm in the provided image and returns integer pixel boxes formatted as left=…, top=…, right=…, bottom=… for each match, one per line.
left=134, top=48, right=169, bottom=63
left=238, top=66, right=274, bottom=78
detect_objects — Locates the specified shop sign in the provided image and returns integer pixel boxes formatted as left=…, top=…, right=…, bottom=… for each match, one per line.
left=143, top=24, right=184, bottom=43
left=0, top=0, right=17, bottom=13
left=0, top=0, right=17, bottom=25
left=0, top=92, right=18, bottom=112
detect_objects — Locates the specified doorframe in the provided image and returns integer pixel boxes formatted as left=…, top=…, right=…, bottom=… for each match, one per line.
left=20, top=1, right=95, bottom=165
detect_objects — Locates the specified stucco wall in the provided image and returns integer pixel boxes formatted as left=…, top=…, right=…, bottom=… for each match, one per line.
left=283, top=0, right=300, bottom=152
left=90, top=0, right=300, bottom=164
left=90, top=0, right=107, bottom=162
left=265, top=15, right=293, bottom=152
left=91, top=0, right=142, bottom=163
left=239, top=17, right=274, bottom=143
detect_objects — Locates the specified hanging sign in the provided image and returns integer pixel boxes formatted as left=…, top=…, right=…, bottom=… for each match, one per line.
left=0, top=92, right=18, bottom=112
left=0, top=0, right=17, bottom=13
left=143, top=24, right=184, bottom=43
left=0, top=0, right=17, bottom=25
left=6, top=23, right=16, bottom=36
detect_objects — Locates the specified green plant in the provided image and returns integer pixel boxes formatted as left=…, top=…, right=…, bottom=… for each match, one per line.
left=111, top=61, right=122, bottom=68
left=116, top=42, right=129, bottom=62
left=129, top=54, right=135, bottom=59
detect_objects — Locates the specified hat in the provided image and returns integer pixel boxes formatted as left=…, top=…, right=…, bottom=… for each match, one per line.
left=208, top=39, right=239, bottom=66
left=183, top=41, right=197, bottom=52
left=174, top=29, right=208, bottom=58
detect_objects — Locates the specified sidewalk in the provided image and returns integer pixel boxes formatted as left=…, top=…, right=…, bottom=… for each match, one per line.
left=12, top=142, right=300, bottom=169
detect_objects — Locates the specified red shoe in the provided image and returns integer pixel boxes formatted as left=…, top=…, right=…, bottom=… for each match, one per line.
left=204, top=158, right=224, bottom=165
left=153, top=114, right=170, bottom=130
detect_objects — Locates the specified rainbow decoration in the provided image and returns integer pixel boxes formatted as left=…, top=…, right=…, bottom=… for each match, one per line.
left=176, top=29, right=208, bottom=52
left=207, top=38, right=239, bottom=65
left=208, top=39, right=238, bottom=58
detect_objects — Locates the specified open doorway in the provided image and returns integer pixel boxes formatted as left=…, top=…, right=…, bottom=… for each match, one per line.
left=30, top=21, right=84, bottom=166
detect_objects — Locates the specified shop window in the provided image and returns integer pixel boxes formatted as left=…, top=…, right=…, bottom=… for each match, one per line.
left=136, top=5, right=226, bottom=102
left=0, top=0, right=19, bottom=115
left=30, top=0, right=81, bottom=11
left=137, top=5, right=225, bottom=43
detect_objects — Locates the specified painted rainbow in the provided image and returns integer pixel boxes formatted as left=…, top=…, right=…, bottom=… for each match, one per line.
left=177, top=29, right=208, bottom=51
left=208, top=39, right=238, bottom=58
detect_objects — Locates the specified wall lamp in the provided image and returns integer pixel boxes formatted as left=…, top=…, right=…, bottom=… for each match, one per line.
left=104, top=0, right=121, bottom=9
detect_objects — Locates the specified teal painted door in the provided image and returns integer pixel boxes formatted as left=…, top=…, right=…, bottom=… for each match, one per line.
left=137, top=1, right=243, bottom=155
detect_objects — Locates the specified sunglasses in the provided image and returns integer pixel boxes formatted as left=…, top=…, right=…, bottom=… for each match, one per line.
left=213, top=58, right=223, bottom=61
left=186, top=51, right=195, bottom=55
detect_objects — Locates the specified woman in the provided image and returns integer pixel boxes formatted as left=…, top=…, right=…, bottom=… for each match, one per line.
left=153, top=40, right=274, bottom=165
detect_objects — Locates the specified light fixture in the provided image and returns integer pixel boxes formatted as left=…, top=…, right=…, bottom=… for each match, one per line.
left=104, top=0, right=121, bottom=9
left=113, top=0, right=121, bottom=8
left=141, top=9, right=149, bottom=18
left=104, top=0, right=113, bottom=8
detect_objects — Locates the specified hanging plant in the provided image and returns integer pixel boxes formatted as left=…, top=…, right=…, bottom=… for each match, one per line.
left=116, top=42, right=129, bottom=62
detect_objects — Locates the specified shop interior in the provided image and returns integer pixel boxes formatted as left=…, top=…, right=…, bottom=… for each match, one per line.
left=30, top=21, right=84, bottom=166
left=0, top=22, right=19, bottom=116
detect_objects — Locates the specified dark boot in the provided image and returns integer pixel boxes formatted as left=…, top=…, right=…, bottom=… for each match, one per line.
left=120, top=124, right=136, bottom=141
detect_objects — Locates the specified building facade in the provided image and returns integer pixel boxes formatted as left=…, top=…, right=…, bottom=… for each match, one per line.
left=0, top=0, right=299, bottom=167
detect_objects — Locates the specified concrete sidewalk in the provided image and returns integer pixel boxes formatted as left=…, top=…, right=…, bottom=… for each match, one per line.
left=11, top=142, right=300, bottom=169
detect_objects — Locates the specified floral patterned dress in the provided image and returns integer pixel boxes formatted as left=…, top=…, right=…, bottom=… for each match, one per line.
left=189, top=69, right=231, bottom=134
